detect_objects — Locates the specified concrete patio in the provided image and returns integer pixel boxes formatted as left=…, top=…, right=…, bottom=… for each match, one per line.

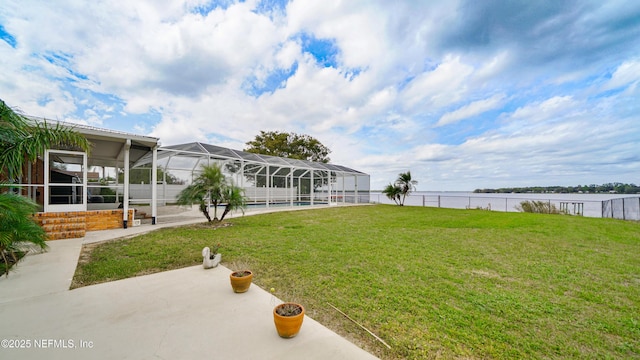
left=0, top=218, right=379, bottom=360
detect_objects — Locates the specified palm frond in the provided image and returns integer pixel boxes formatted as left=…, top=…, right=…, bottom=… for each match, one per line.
left=176, top=164, right=248, bottom=222
left=1, top=100, right=91, bottom=180
left=0, top=193, right=48, bottom=276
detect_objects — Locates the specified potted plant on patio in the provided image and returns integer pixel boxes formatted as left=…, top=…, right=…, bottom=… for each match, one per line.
left=229, top=269, right=253, bottom=293
left=273, top=302, right=305, bottom=338
left=202, top=243, right=221, bottom=269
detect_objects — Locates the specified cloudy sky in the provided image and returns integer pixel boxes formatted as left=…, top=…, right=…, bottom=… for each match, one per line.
left=1, top=0, right=639, bottom=190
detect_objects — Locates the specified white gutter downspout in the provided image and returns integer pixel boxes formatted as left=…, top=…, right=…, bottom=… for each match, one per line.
left=123, top=139, right=131, bottom=229
left=151, top=144, right=158, bottom=225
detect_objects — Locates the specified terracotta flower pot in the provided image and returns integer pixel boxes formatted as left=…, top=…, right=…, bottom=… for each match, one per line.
left=273, top=303, right=305, bottom=338
left=229, top=270, right=253, bottom=293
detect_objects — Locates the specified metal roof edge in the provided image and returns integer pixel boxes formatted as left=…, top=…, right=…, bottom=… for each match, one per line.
left=155, top=141, right=369, bottom=176
left=26, top=117, right=160, bottom=144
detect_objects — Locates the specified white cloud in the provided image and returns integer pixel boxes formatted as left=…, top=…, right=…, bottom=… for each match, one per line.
left=401, top=55, right=474, bottom=111
left=602, top=59, right=640, bottom=91
left=508, top=96, right=579, bottom=123
left=475, top=52, right=512, bottom=81
left=2, top=0, right=639, bottom=191
left=437, top=94, right=506, bottom=127
left=414, top=144, right=454, bottom=162
left=286, top=0, right=387, bottom=69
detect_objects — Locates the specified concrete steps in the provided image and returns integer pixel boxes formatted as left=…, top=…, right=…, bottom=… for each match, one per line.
left=33, top=209, right=135, bottom=240
left=34, top=212, right=87, bottom=240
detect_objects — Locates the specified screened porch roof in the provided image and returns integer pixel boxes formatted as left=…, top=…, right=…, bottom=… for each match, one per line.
left=32, top=118, right=160, bottom=168
left=140, top=142, right=367, bottom=175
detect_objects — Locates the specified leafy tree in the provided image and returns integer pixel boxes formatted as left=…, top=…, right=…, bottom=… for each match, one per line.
left=383, top=171, right=418, bottom=206
left=176, top=163, right=246, bottom=222
left=245, top=130, right=331, bottom=163
left=474, top=183, right=640, bottom=194
left=0, top=99, right=90, bottom=275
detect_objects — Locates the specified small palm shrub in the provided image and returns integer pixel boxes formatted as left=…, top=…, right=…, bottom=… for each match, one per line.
left=0, top=193, right=48, bottom=276
left=176, top=163, right=247, bottom=222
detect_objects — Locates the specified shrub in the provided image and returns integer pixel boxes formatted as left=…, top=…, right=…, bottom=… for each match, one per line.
left=516, top=200, right=560, bottom=214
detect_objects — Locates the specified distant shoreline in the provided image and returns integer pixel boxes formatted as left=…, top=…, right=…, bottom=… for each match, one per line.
left=371, top=191, right=639, bottom=199
left=368, top=191, right=640, bottom=218
left=473, top=183, right=640, bottom=194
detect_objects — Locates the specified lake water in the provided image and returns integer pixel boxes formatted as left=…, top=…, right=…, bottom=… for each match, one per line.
left=369, top=191, right=640, bottom=218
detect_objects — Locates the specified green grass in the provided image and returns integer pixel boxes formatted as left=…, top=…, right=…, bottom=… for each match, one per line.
left=72, top=205, right=640, bottom=359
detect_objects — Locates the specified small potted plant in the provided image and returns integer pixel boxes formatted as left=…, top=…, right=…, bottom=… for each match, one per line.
left=273, top=302, right=305, bottom=338
left=202, top=243, right=221, bottom=269
left=229, top=269, right=253, bottom=293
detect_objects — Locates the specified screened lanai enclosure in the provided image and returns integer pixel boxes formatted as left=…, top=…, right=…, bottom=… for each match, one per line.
left=10, top=119, right=368, bottom=238
left=130, top=142, right=370, bottom=217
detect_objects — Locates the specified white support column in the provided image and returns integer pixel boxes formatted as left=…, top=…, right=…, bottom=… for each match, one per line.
left=328, top=172, right=331, bottom=205
left=123, top=139, right=131, bottom=229
left=240, top=161, right=245, bottom=189
left=44, top=151, right=50, bottom=213
left=82, top=152, right=87, bottom=210
left=151, top=145, right=158, bottom=225
left=162, top=166, right=167, bottom=206
left=266, top=166, right=270, bottom=209
left=342, top=173, right=346, bottom=204
left=289, top=169, right=294, bottom=207
left=354, top=175, right=359, bottom=204
left=310, top=170, right=314, bottom=206
left=298, top=169, right=309, bottom=203
left=115, top=160, right=120, bottom=208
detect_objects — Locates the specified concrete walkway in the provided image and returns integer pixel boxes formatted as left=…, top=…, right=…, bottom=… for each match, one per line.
left=0, top=211, right=379, bottom=360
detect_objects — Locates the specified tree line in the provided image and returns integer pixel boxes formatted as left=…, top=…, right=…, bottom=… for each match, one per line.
left=474, top=183, right=640, bottom=194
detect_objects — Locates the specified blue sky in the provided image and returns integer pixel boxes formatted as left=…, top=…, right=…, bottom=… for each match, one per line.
left=1, top=0, right=639, bottom=190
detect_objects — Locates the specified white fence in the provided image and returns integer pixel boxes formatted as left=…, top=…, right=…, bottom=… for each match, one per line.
left=370, top=192, right=640, bottom=219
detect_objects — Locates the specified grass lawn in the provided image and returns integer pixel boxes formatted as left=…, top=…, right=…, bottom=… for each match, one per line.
left=72, top=205, right=640, bottom=359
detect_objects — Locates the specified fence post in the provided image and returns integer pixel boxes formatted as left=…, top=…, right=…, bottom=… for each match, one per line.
left=623, top=198, right=625, bottom=220
left=438, top=195, right=441, bottom=208
left=422, top=195, right=425, bottom=207
left=505, top=198, right=508, bottom=212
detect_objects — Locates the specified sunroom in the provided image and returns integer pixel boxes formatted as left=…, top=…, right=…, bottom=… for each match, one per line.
left=16, top=121, right=161, bottom=239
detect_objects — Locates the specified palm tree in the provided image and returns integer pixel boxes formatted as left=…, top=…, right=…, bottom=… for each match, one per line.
left=1, top=100, right=91, bottom=182
left=396, top=171, right=418, bottom=206
left=0, top=194, right=48, bottom=276
left=177, top=164, right=225, bottom=222
left=382, top=171, right=418, bottom=206
left=382, top=183, right=402, bottom=205
left=0, top=99, right=91, bottom=276
left=219, top=185, right=247, bottom=221
left=176, top=163, right=247, bottom=222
